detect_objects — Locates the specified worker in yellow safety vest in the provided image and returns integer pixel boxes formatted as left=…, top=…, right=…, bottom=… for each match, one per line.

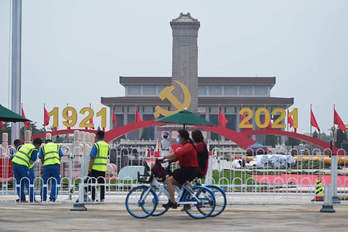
left=86, top=130, right=109, bottom=202
left=39, top=139, right=64, bottom=202
left=11, top=138, right=42, bottom=202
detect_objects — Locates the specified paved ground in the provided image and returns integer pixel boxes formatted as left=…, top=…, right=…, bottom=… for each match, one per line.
left=1, top=202, right=348, bottom=232
left=0, top=192, right=317, bottom=205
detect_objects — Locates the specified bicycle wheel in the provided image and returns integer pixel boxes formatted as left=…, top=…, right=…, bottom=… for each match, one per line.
left=140, top=187, right=169, bottom=217
left=151, top=189, right=169, bottom=216
left=205, top=185, right=226, bottom=217
left=183, top=185, right=215, bottom=219
left=125, top=185, right=158, bottom=219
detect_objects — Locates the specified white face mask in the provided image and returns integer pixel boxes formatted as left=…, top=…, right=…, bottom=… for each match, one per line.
left=176, top=137, right=181, bottom=144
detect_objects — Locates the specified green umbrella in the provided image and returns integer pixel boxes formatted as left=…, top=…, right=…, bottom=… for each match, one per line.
left=156, top=109, right=214, bottom=128
left=0, top=104, right=30, bottom=122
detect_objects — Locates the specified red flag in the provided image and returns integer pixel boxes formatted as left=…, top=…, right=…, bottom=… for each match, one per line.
left=287, top=110, right=294, bottom=128
left=287, top=110, right=297, bottom=133
left=310, top=109, right=320, bottom=133
left=0, top=120, right=4, bottom=129
left=112, top=110, right=117, bottom=128
left=135, top=109, right=142, bottom=123
left=218, top=109, right=228, bottom=128
left=241, top=113, right=250, bottom=125
left=89, top=115, right=94, bottom=129
left=43, top=105, right=50, bottom=126
left=267, top=118, right=272, bottom=129
left=241, top=112, right=252, bottom=130
left=22, top=108, right=30, bottom=129
left=334, top=108, right=346, bottom=132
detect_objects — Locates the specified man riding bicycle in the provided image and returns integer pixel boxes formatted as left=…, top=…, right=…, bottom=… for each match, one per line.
left=162, top=129, right=201, bottom=209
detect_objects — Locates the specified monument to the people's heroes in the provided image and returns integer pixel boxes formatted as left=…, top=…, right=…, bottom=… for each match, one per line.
left=170, top=13, right=200, bottom=112
left=101, top=13, right=293, bottom=142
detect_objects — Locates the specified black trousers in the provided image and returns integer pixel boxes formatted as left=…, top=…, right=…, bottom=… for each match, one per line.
left=85, top=170, right=106, bottom=201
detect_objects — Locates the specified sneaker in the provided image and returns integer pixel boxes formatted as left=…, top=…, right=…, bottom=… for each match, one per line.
left=162, top=201, right=178, bottom=209
left=29, top=198, right=39, bottom=203
left=16, top=199, right=27, bottom=203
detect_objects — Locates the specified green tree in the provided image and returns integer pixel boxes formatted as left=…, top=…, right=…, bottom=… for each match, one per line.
left=0, top=122, right=45, bottom=144
left=312, top=130, right=319, bottom=138
left=265, top=135, right=277, bottom=147
left=336, top=129, right=347, bottom=148
left=286, top=137, right=300, bottom=147
left=0, top=122, right=11, bottom=143
left=20, top=122, right=45, bottom=136
left=318, top=132, right=330, bottom=143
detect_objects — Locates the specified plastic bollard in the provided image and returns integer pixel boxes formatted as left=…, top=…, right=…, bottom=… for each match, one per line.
left=71, top=183, right=87, bottom=211
left=320, top=184, right=335, bottom=213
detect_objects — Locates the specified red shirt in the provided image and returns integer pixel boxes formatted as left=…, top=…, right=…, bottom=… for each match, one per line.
left=195, top=142, right=208, bottom=175
left=174, top=142, right=198, bottom=168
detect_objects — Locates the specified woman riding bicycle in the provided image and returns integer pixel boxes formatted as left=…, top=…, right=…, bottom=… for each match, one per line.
left=162, top=129, right=201, bottom=209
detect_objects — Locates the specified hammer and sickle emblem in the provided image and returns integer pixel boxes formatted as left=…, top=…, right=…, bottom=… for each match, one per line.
left=154, top=80, right=191, bottom=118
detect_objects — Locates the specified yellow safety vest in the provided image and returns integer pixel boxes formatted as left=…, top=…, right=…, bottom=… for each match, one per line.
left=42, top=142, right=61, bottom=166
left=12, top=143, right=36, bottom=168
left=29, top=159, right=36, bottom=169
left=92, top=141, right=109, bottom=172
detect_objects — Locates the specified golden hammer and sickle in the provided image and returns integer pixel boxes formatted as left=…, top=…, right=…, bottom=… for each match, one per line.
left=154, top=80, right=191, bottom=118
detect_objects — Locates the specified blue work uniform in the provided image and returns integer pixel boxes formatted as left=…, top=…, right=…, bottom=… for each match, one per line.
left=28, top=161, right=36, bottom=202
left=11, top=145, right=36, bottom=201
left=87, top=140, right=109, bottom=201
left=10, top=149, right=15, bottom=160
left=11, top=146, right=38, bottom=202
left=39, top=144, right=63, bottom=202
left=89, top=141, right=100, bottom=159
left=9, top=145, right=21, bottom=160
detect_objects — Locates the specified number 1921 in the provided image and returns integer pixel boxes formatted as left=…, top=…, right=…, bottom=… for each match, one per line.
left=48, top=106, right=107, bottom=129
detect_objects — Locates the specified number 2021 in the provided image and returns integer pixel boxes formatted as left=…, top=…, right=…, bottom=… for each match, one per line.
left=239, top=107, right=298, bottom=129
left=48, top=106, right=106, bottom=129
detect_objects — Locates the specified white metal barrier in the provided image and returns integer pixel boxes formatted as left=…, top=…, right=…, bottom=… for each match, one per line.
left=2, top=131, right=348, bottom=205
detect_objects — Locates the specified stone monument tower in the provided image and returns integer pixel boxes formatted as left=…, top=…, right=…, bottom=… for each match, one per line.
left=170, top=13, right=200, bottom=112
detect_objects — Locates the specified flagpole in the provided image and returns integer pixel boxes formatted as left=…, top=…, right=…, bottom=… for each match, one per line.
left=333, top=104, right=335, bottom=126
left=44, top=103, right=47, bottom=132
left=333, top=104, right=336, bottom=149
left=218, top=104, right=220, bottom=127
left=89, top=103, right=93, bottom=130
left=310, top=104, right=312, bottom=137
left=21, top=102, right=23, bottom=140
left=10, top=0, right=22, bottom=145
left=43, top=103, right=45, bottom=132
left=286, top=108, right=289, bottom=132
left=310, top=104, right=312, bottom=154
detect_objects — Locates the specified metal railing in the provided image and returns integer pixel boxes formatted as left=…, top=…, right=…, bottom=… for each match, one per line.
left=1, top=142, right=348, bottom=205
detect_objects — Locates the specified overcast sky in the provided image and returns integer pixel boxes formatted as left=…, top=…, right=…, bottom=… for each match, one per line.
left=0, top=0, right=347, bottom=133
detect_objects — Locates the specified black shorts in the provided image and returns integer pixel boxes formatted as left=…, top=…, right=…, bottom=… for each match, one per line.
left=171, top=167, right=200, bottom=185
